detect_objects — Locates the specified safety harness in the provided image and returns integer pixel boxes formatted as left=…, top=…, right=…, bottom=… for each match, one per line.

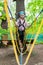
left=18, top=20, right=25, bottom=31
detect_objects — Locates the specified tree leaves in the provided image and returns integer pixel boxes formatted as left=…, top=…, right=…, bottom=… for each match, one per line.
left=25, top=0, right=43, bottom=34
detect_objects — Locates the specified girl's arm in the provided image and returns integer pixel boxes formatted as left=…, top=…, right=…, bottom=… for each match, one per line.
left=25, top=21, right=31, bottom=28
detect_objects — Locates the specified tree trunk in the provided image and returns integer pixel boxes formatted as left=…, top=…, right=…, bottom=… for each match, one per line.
left=16, top=0, right=25, bottom=19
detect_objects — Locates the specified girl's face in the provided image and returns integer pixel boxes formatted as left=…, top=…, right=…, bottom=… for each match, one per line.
left=20, top=14, right=25, bottom=19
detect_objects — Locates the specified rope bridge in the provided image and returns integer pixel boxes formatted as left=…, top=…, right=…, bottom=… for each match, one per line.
left=4, top=0, right=43, bottom=65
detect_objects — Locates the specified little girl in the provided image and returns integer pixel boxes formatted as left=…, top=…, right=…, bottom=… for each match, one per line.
left=16, top=11, right=30, bottom=49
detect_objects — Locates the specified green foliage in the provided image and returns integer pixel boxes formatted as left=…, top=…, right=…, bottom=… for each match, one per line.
left=25, top=0, right=43, bottom=34
left=0, top=1, right=16, bottom=38
left=0, top=1, right=8, bottom=36
left=0, top=1, right=6, bottom=21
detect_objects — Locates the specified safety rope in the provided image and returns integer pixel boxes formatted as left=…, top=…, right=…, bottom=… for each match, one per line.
left=4, top=0, right=20, bottom=65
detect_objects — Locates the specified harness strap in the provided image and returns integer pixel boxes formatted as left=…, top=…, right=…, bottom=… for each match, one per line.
left=18, top=20, right=25, bottom=28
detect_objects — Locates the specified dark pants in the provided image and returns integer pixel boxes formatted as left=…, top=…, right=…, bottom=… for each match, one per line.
left=18, top=30, right=25, bottom=43
left=18, top=30, right=27, bottom=52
